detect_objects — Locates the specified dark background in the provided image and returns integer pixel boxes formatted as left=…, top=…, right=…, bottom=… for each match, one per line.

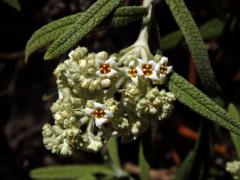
left=0, top=0, right=240, bottom=179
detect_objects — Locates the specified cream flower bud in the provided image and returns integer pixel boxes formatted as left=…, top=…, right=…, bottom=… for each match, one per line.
left=96, top=51, right=108, bottom=61
left=131, top=121, right=141, bottom=135
left=101, top=79, right=111, bottom=88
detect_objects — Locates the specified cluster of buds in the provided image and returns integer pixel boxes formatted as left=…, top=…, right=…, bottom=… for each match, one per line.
left=226, top=161, right=240, bottom=180
left=42, top=46, right=175, bottom=155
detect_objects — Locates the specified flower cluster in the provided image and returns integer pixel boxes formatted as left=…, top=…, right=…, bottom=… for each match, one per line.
left=42, top=46, right=175, bottom=155
left=226, top=161, right=240, bottom=180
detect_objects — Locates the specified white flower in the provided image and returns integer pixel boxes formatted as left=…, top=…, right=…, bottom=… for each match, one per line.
left=85, top=102, right=113, bottom=127
left=96, top=58, right=118, bottom=78
left=125, top=61, right=141, bottom=85
left=137, top=58, right=160, bottom=81
left=158, top=57, right=173, bottom=82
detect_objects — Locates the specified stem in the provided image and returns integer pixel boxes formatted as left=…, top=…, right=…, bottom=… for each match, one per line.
left=133, top=0, right=153, bottom=48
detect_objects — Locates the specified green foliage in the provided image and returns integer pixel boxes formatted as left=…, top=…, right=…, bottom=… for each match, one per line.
left=165, top=0, right=217, bottom=94
left=2, top=0, right=21, bottom=11
left=139, top=143, right=150, bottom=180
left=175, top=151, right=195, bottom=180
left=161, top=18, right=224, bottom=50
left=44, top=0, right=120, bottom=60
left=111, top=6, right=147, bottom=27
left=106, top=137, right=121, bottom=168
left=30, top=165, right=114, bottom=180
left=25, top=12, right=82, bottom=61
left=228, top=103, right=240, bottom=159
left=25, top=6, right=147, bottom=62
left=167, top=72, right=240, bottom=135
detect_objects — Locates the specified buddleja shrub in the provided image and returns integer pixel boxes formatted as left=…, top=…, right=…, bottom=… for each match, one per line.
left=25, top=0, right=240, bottom=179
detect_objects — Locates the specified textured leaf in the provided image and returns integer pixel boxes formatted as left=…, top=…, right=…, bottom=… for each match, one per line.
left=25, top=6, right=147, bottom=62
left=161, top=18, right=224, bottom=50
left=228, top=103, right=240, bottom=159
left=107, top=137, right=121, bottom=168
left=44, top=0, right=120, bottom=60
left=30, top=165, right=114, bottom=180
left=139, top=143, right=150, bottom=180
left=25, top=12, right=82, bottom=61
left=165, top=0, right=217, bottom=94
left=2, top=0, right=21, bottom=11
left=175, top=151, right=195, bottom=180
left=167, top=72, right=240, bottom=135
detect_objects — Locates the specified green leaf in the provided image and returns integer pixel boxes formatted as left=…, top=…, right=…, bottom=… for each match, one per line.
left=44, top=0, right=120, bottom=60
left=167, top=72, right=240, bottom=135
left=107, top=137, right=121, bottom=168
left=2, top=0, right=21, bottom=11
left=228, top=103, right=240, bottom=159
left=175, top=151, right=195, bottom=180
left=110, top=6, right=147, bottom=27
left=30, top=165, right=114, bottom=180
left=139, top=143, right=150, bottom=180
left=25, top=6, right=147, bottom=62
left=161, top=18, right=224, bottom=50
left=25, top=12, right=82, bottom=62
left=165, top=0, right=217, bottom=94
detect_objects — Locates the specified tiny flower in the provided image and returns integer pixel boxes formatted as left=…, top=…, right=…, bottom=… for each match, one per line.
left=85, top=102, right=113, bottom=127
left=125, top=61, right=140, bottom=85
left=137, top=58, right=160, bottom=81
left=158, top=57, right=173, bottom=82
left=96, top=58, right=118, bottom=78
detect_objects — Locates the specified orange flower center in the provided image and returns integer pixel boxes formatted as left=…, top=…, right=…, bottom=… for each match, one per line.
left=92, top=108, right=105, bottom=118
left=160, top=65, right=168, bottom=74
left=142, top=64, right=153, bottom=76
left=100, top=64, right=111, bottom=74
left=128, top=67, right=138, bottom=77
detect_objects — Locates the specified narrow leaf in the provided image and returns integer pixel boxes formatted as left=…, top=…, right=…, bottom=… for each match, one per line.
left=139, top=143, right=150, bottom=180
left=175, top=151, right=195, bottom=180
left=228, top=103, right=240, bottom=159
left=167, top=72, right=240, bottom=135
left=44, top=0, right=120, bottom=60
left=25, top=6, right=147, bottom=62
left=107, top=137, right=121, bottom=168
left=25, top=12, right=82, bottom=61
left=165, top=0, right=217, bottom=94
left=2, top=0, right=21, bottom=11
left=161, top=18, right=224, bottom=50
left=30, top=165, right=114, bottom=180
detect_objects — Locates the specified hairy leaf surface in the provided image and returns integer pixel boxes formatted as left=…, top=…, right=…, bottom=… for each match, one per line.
left=165, top=0, right=217, bottom=94
left=167, top=73, right=240, bottom=135
left=44, top=0, right=120, bottom=60
left=228, top=103, right=240, bottom=159
left=25, top=6, right=147, bottom=61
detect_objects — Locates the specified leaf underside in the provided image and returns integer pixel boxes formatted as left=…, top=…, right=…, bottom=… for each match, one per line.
left=167, top=72, right=240, bottom=135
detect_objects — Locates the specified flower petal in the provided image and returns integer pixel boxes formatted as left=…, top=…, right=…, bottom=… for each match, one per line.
left=166, top=66, right=173, bottom=74
left=106, top=69, right=118, bottom=78
left=160, top=56, right=168, bottom=65
left=137, top=58, right=147, bottom=65
left=85, top=107, right=94, bottom=115
left=105, top=110, right=113, bottom=118
left=93, top=102, right=104, bottom=109
left=131, top=76, right=139, bottom=85
left=129, top=61, right=135, bottom=67
left=96, top=70, right=102, bottom=77
left=148, top=71, right=159, bottom=81
left=105, top=58, right=116, bottom=66
left=95, top=117, right=108, bottom=127
left=136, top=66, right=144, bottom=76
